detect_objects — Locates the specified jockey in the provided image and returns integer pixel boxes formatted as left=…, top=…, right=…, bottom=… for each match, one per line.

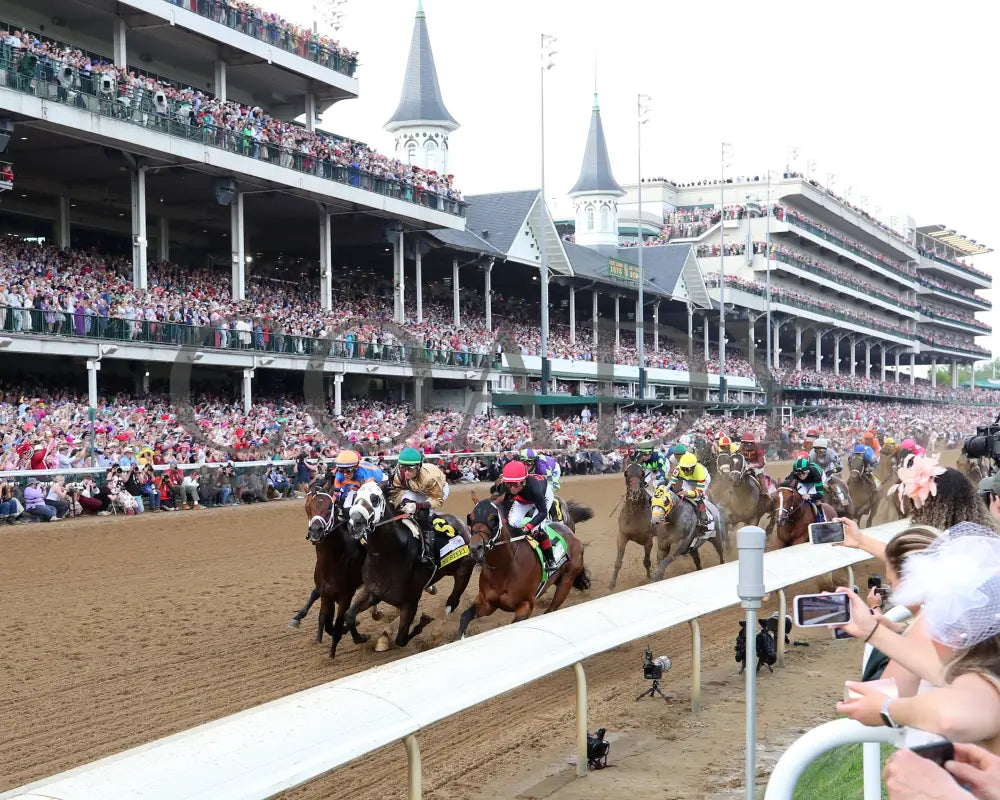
left=494, top=460, right=558, bottom=573
left=862, top=430, right=882, bottom=459
left=802, top=428, right=819, bottom=453
left=636, top=440, right=668, bottom=487
left=389, top=447, right=449, bottom=567
left=809, top=437, right=842, bottom=483
left=783, top=457, right=827, bottom=520
left=739, top=433, right=769, bottom=493
left=897, top=438, right=917, bottom=468
left=881, top=436, right=898, bottom=462
left=850, top=443, right=879, bottom=485
left=667, top=443, right=688, bottom=472
left=663, top=452, right=712, bottom=530
left=715, top=434, right=738, bottom=456
left=331, top=449, right=384, bottom=510
left=532, top=450, right=563, bottom=493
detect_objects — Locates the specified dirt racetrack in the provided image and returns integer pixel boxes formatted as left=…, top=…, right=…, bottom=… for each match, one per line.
left=1, top=460, right=937, bottom=799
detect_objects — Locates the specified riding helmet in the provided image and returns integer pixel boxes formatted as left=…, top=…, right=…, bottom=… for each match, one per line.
left=793, top=457, right=811, bottom=473
left=678, top=453, right=698, bottom=472
left=637, top=440, right=655, bottom=453
left=741, top=433, right=756, bottom=444
left=520, top=448, right=538, bottom=461
left=335, top=449, right=361, bottom=469
left=502, top=460, right=530, bottom=483
left=670, top=444, right=687, bottom=456
left=813, top=437, right=829, bottom=450
left=398, top=447, right=424, bottom=467
left=718, top=434, right=732, bottom=447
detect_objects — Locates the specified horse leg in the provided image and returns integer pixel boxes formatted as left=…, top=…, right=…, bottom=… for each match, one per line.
left=512, top=599, right=535, bottom=623
left=690, top=548, right=703, bottom=571
left=457, top=591, right=496, bottom=639
left=340, top=587, right=377, bottom=656
left=609, top=532, right=627, bottom=591
left=395, top=602, right=434, bottom=648
left=643, top=537, right=653, bottom=580
left=443, top=559, right=475, bottom=617
left=288, top=586, right=320, bottom=630
left=712, top=532, right=725, bottom=565
left=546, top=573, right=575, bottom=614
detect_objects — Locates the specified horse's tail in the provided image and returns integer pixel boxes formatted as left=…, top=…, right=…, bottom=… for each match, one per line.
left=565, top=499, right=594, bottom=525
left=573, top=567, right=591, bottom=592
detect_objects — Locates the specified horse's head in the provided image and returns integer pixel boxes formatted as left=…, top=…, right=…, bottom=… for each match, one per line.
left=650, top=488, right=675, bottom=525
left=347, top=482, right=387, bottom=539
left=306, top=491, right=336, bottom=543
left=468, top=498, right=503, bottom=563
left=772, top=486, right=797, bottom=527
left=847, top=452, right=865, bottom=476
left=624, top=461, right=646, bottom=500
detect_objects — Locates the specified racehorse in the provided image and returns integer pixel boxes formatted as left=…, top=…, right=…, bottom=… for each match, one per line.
left=342, top=483, right=476, bottom=652
left=609, top=461, right=656, bottom=590
left=710, top=452, right=770, bottom=529
left=768, top=486, right=837, bottom=548
left=825, top=469, right=855, bottom=520
left=288, top=491, right=371, bottom=658
left=846, top=453, right=881, bottom=528
left=650, top=488, right=729, bottom=580
left=957, top=454, right=986, bottom=485
left=457, top=497, right=591, bottom=637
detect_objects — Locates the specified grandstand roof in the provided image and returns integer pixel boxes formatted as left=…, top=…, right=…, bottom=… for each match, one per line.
left=918, top=224, right=992, bottom=256
left=563, top=242, right=691, bottom=300
left=464, top=190, right=541, bottom=254
left=569, top=94, right=624, bottom=197
left=385, top=0, right=459, bottom=132
left=427, top=226, right=504, bottom=256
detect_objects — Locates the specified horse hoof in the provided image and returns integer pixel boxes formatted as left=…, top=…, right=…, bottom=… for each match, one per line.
left=355, top=634, right=370, bottom=645
left=370, top=608, right=384, bottom=622
left=418, top=613, right=434, bottom=627
left=287, top=618, right=300, bottom=628
left=445, top=605, right=453, bottom=616
left=425, top=585, right=438, bottom=595
left=375, top=632, right=391, bottom=652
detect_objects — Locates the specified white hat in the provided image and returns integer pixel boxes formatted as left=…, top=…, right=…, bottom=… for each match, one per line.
left=813, top=437, right=829, bottom=449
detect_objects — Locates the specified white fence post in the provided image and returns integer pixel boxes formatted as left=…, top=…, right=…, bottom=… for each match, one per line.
left=776, top=589, right=787, bottom=668
left=405, top=735, right=421, bottom=800
left=573, top=662, right=588, bottom=778
left=847, top=565, right=856, bottom=592
left=689, top=618, right=701, bottom=713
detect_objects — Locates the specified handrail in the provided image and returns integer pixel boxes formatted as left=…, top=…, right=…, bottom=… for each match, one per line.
left=770, top=251, right=914, bottom=313
left=0, top=520, right=910, bottom=800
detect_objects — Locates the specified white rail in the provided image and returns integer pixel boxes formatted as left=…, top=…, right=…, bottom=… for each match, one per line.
left=1, top=520, right=909, bottom=800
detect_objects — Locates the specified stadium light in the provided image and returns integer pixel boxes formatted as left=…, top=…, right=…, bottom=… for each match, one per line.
left=538, top=33, right=557, bottom=396
left=636, top=93, right=652, bottom=398
left=99, top=344, right=118, bottom=356
left=719, top=142, right=733, bottom=400
left=190, top=351, right=205, bottom=362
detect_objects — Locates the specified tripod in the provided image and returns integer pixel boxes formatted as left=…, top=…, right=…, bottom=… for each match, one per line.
left=636, top=679, right=669, bottom=701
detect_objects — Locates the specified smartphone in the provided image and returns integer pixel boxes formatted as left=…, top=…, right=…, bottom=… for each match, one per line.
left=867, top=575, right=883, bottom=589
left=874, top=586, right=889, bottom=598
left=793, top=593, right=852, bottom=627
left=833, top=627, right=852, bottom=640
left=808, top=521, right=846, bottom=544
left=910, top=740, right=955, bottom=767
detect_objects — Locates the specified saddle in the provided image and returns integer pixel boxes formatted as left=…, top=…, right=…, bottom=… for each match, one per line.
left=526, top=524, right=569, bottom=586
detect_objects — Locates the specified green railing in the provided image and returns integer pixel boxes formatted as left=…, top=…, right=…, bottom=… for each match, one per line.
left=777, top=384, right=996, bottom=405
left=0, top=306, right=497, bottom=368
left=920, top=251, right=991, bottom=283
left=916, top=278, right=991, bottom=308
left=783, top=213, right=913, bottom=283
left=771, top=251, right=912, bottom=313
left=0, top=51, right=465, bottom=217
left=919, top=308, right=991, bottom=333
left=185, top=0, right=357, bottom=77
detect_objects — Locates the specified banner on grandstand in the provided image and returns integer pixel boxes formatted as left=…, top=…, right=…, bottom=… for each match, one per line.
left=607, top=258, right=640, bottom=283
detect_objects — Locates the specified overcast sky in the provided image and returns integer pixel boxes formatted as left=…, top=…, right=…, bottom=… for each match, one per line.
left=289, top=0, right=997, bottom=355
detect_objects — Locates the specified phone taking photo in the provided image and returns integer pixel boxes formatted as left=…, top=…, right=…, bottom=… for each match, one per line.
left=910, top=740, right=955, bottom=767
left=793, top=593, right=852, bottom=627
left=808, top=521, right=846, bottom=544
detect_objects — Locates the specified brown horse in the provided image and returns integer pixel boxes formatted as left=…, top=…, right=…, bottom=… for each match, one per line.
left=710, top=452, right=771, bottom=529
left=846, top=453, right=881, bottom=528
left=768, top=486, right=837, bottom=547
left=457, top=498, right=591, bottom=637
left=288, top=491, right=371, bottom=658
left=609, top=461, right=656, bottom=590
left=957, top=455, right=986, bottom=485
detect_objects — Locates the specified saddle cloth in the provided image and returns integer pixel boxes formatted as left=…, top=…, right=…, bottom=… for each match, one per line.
left=406, top=515, right=470, bottom=568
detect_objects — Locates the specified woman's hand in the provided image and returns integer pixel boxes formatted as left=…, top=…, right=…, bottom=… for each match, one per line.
left=883, top=749, right=968, bottom=800
left=832, top=587, right=878, bottom=640
left=946, top=742, right=1000, bottom=800
left=834, top=516, right=866, bottom=549
left=836, top=681, right=890, bottom=727
left=867, top=587, right=884, bottom=609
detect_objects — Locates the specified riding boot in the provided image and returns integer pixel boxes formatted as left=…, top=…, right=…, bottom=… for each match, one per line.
left=697, top=501, right=709, bottom=530
left=541, top=542, right=557, bottom=574
left=419, top=525, right=436, bottom=567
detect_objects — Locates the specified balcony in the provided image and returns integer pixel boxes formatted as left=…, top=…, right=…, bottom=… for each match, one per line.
left=915, top=278, right=991, bottom=311
left=918, top=251, right=991, bottom=289
left=916, top=309, right=991, bottom=336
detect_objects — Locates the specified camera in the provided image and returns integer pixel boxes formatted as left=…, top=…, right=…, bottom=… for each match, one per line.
left=642, top=647, right=671, bottom=681
left=586, top=727, right=610, bottom=770
left=867, top=575, right=882, bottom=589
left=963, top=411, right=1000, bottom=465
left=99, top=75, right=115, bottom=96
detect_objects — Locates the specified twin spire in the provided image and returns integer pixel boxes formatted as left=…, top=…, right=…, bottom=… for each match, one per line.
left=569, top=92, right=624, bottom=196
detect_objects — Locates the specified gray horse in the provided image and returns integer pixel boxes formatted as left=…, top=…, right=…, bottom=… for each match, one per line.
left=650, top=488, right=730, bottom=580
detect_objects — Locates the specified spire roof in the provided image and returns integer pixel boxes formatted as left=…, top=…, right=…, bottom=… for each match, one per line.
left=569, top=94, right=623, bottom=196
left=385, top=1, right=458, bottom=132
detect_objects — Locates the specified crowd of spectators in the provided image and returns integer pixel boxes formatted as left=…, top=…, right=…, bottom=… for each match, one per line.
left=918, top=245, right=990, bottom=280
left=0, top=25, right=461, bottom=209
left=918, top=299, right=990, bottom=331
left=916, top=272, right=990, bottom=304
left=773, top=366, right=1000, bottom=404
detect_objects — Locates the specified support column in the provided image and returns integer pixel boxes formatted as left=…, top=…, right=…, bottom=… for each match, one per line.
left=135, top=364, right=150, bottom=396
left=569, top=286, right=576, bottom=344
left=748, top=318, right=756, bottom=369
left=113, top=18, right=127, bottom=68
left=910, top=353, right=916, bottom=386
left=333, top=373, right=344, bottom=416
left=158, top=217, right=170, bottom=263
left=834, top=336, right=841, bottom=376
left=318, top=211, right=332, bottom=311
left=484, top=259, right=493, bottom=332
left=592, top=291, right=599, bottom=351
left=56, top=196, right=71, bottom=250
left=242, top=368, right=253, bottom=415
left=865, top=342, right=872, bottom=378
left=452, top=257, right=460, bottom=326
left=794, top=325, right=803, bottom=371
left=931, top=357, right=937, bottom=387
left=772, top=319, right=781, bottom=370
left=230, top=192, right=245, bottom=301
left=687, top=304, right=694, bottom=369
left=881, top=347, right=888, bottom=382
left=415, top=245, right=423, bottom=323
left=653, top=299, right=661, bottom=353
left=849, top=338, right=856, bottom=377
left=304, top=93, right=316, bottom=132
left=130, top=167, right=148, bottom=290
left=414, top=377, right=424, bottom=412
left=952, top=360, right=959, bottom=389
left=894, top=351, right=901, bottom=383
left=815, top=330, right=823, bottom=372
left=703, top=314, right=710, bottom=365
left=213, top=59, right=227, bottom=103
left=86, top=359, right=100, bottom=410
left=395, top=231, right=405, bottom=323
left=614, top=295, right=620, bottom=350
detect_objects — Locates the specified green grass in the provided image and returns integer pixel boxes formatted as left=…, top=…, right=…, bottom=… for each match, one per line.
left=789, top=743, right=890, bottom=800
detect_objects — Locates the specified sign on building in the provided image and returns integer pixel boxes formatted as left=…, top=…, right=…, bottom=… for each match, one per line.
left=607, top=257, right=639, bottom=283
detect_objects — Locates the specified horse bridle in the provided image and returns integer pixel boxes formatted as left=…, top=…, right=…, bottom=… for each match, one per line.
left=307, top=491, right=337, bottom=536
left=775, top=486, right=806, bottom=526
left=624, top=468, right=647, bottom=505
left=469, top=501, right=515, bottom=568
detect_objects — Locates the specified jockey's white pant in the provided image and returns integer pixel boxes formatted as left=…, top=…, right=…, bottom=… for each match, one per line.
left=798, top=484, right=819, bottom=498
left=508, top=483, right=555, bottom=530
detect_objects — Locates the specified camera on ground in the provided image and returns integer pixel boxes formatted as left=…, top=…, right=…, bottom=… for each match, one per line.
left=642, top=647, right=671, bottom=681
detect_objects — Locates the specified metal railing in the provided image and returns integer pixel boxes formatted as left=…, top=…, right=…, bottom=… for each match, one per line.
left=0, top=50, right=465, bottom=217
left=770, top=250, right=914, bottom=312
left=783, top=213, right=913, bottom=282
left=0, top=520, right=909, bottom=800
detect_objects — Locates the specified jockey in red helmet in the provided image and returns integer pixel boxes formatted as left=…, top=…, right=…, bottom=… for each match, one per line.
left=740, top=433, right=770, bottom=494
left=496, top=460, right=559, bottom=573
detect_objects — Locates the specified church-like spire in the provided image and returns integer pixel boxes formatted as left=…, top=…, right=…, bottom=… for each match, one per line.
left=569, top=93, right=623, bottom=196
left=385, top=1, right=458, bottom=132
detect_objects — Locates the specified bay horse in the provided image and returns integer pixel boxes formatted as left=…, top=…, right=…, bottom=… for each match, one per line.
left=710, top=452, right=770, bottom=529
left=609, top=461, right=656, bottom=590
left=957, top=455, right=986, bottom=485
left=825, top=469, right=855, bottom=520
left=650, top=488, right=729, bottom=580
left=846, top=453, right=881, bottom=528
left=288, top=490, right=370, bottom=658
left=768, top=486, right=837, bottom=547
left=457, top=497, right=591, bottom=637
left=342, top=483, right=476, bottom=651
